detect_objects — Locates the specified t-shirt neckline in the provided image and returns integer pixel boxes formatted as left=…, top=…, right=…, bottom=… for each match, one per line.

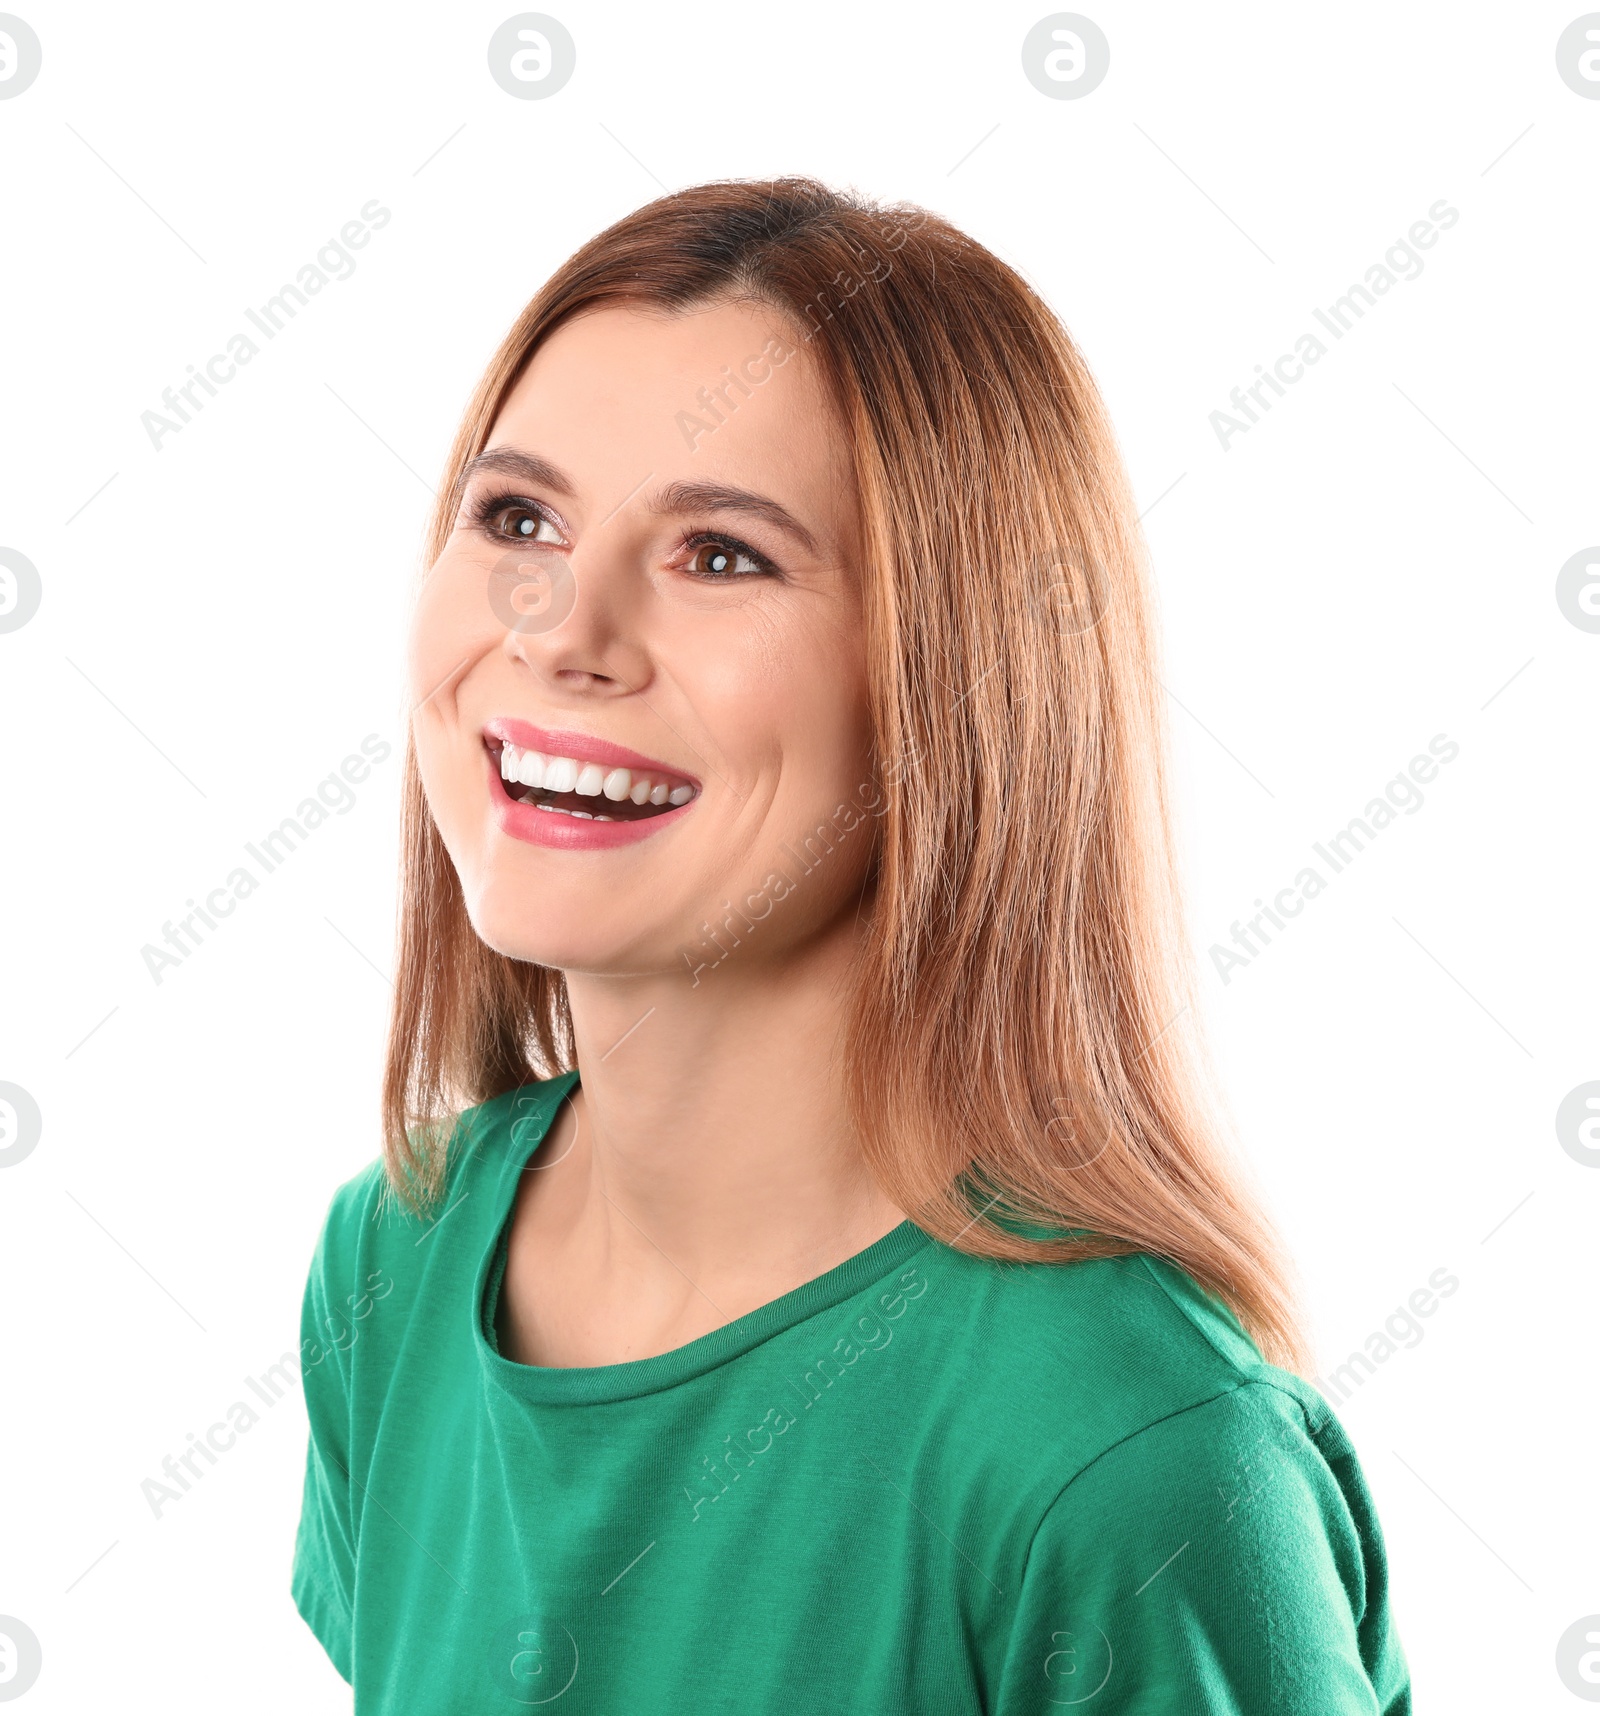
left=473, top=1070, right=934, bottom=1407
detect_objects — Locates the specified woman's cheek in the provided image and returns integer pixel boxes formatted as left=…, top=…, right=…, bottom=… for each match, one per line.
left=409, top=552, right=489, bottom=693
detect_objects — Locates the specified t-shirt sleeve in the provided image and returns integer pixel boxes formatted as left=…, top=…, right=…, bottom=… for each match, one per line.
left=291, top=1168, right=382, bottom=1685
left=993, top=1381, right=1411, bottom=1714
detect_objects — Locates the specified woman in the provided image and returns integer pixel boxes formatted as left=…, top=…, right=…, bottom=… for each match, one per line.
left=293, top=177, right=1410, bottom=1713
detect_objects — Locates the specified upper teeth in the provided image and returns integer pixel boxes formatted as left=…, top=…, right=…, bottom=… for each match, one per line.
left=499, top=742, right=693, bottom=807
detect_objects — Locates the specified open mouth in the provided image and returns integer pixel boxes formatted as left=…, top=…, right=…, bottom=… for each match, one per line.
left=487, top=737, right=698, bottom=824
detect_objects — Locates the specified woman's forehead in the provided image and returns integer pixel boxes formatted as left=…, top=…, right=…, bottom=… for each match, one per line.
left=490, top=301, right=856, bottom=555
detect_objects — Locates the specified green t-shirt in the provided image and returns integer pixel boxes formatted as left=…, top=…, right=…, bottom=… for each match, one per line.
left=293, top=1071, right=1410, bottom=1713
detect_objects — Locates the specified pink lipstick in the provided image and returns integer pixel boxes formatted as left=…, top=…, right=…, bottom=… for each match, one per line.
left=482, top=719, right=701, bottom=851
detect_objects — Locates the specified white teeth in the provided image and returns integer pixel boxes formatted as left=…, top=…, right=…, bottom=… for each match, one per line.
left=495, top=738, right=696, bottom=811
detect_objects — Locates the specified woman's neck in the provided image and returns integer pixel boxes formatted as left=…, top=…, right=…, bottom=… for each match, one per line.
left=496, top=915, right=905, bottom=1366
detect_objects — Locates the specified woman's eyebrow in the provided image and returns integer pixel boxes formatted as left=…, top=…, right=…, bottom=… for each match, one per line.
left=461, top=447, right=576, bottom=496
left=462, top=450, right=819, bottom=555
left=648, top=479, right=818, bottom=555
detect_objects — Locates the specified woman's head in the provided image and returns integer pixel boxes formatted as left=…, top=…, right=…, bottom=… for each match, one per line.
left=387, top=177, right=1303, bottom=1369
left=409, top=293, right=877, bottom=978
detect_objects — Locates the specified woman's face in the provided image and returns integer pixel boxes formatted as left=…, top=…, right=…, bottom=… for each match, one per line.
left=409, top=298, right=877, bottom=977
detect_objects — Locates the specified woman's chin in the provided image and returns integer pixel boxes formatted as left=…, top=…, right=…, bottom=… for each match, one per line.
left=464, top=895, right=686, bottom=980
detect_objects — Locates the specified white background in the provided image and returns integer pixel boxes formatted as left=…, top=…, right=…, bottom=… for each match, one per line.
left=1, top=1, right=1596, bottom=1710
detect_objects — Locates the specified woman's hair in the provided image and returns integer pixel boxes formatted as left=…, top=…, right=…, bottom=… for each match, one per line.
left=383, top=176, right=1305, bottom=1369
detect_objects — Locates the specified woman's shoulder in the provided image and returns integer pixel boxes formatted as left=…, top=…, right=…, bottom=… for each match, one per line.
left=911, top=1243, right=1336, bottom=1497
left=913, top=1245, right=1408, bottom=1707
left=920, top=1242, right=1285, bottom=1389
left=304, top=1073, right=574, bottom=1284
left=981, top=1321, right=1409, bottom=1711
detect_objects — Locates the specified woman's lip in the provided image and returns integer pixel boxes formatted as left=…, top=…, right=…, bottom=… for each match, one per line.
left=487, top=752, right=694, bottom=850
left=482, top=717, right=699, bottom=787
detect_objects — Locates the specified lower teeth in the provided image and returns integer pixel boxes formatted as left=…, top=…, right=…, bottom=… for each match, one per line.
left=533, top=803, right=613, bottom=821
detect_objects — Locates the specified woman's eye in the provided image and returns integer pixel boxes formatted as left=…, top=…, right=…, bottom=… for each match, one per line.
left=486, top=502, right=563, bottom=545
left=685, top=538, right=770, bottom=580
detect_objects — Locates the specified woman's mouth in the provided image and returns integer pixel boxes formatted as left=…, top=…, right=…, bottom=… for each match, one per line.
left=487, top=737, right=698, bottom=823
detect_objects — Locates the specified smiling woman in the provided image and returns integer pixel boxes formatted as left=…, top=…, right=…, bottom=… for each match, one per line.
left=291, top=178, right=1411, bottom=1714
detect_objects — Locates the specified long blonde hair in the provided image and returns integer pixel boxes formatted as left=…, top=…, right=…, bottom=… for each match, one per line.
left=382, top=177, right=1305, bottom=1370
